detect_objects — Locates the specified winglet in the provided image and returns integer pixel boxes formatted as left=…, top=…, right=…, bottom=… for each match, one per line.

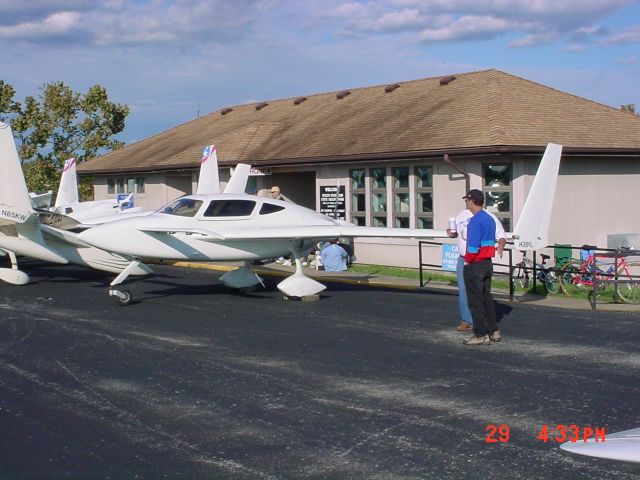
left=196, top=144, right=221, bottom=194
left=0, top=122, right=37, bottom=224
left=54, top=157, right=79, bottom=207
left=224, top=163, right=251, bottom=194
left=512, top=143, right=562, bottom=251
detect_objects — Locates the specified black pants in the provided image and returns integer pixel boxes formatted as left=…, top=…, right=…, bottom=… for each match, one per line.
left=463, top=259, right=498, bottom=337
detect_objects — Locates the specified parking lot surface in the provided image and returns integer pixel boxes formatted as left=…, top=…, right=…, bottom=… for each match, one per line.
left=1, top=260, right=639, bottom=479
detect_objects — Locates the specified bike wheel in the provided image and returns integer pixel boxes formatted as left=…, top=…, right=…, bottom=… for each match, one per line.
left=511, top=269, right=530, bottom=290
left=559, top=260, right=584, bottom=296
left=614, top=262, right=640, bottom=304
left=543, top=271, right=560, bottom=294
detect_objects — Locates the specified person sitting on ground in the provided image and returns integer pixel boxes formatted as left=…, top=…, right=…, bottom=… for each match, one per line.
left=320, top=239, right=348, bottom=272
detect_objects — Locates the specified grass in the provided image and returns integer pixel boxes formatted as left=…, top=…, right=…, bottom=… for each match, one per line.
left=349, top=263, right=457, bottom=285
left=349, top=263, right=638, bottom=304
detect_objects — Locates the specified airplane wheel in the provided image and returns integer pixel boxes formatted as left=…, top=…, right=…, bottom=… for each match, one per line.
left=112, top=288, right=133, bottom=306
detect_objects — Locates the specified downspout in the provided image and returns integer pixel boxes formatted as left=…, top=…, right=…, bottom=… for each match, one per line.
left=443, top=153, right=470, bottom=193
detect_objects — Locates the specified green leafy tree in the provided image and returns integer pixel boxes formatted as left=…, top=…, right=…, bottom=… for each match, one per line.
left=0, top=80, right=129, bottom=198
left=620, top=104, right=636, bottom=114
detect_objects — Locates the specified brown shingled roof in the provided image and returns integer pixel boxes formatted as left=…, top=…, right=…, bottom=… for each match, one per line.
left=78, top=69, right=640, bottom=174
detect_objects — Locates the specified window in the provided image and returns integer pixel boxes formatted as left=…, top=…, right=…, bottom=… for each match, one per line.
left=159, top=198, right=203, bottom=217
left=415, top=165, right=433, bottom=229
left=136, top=177, right=145, bottom=194
left=392, top=167, right=409, bottom=228
left=350, top=169, right=366, bottom=226
left=259, top=203, right=285, bottom=215
left=483, top=163, right=512, bottom=231
left=349, top=163, right=434, bottom=228
left=203, top=200, right=256, bottom=217
left=370, top=167, right=387, bottom=227
left=107, top=176, right=145, bottom=195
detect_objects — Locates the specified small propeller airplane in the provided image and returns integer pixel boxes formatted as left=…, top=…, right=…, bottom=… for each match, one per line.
left=2, top=120, right=562, bottom=304
left=560, top=427, right=640, bottom=463
left=49, top=157, right=139, bottom=222
left=73, top=144, right=563, bottom=305
left=0, top=122, right=248, bottom=285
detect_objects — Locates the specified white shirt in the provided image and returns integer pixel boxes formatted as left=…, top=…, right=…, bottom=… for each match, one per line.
left=454, top=209, right=506, bottom=253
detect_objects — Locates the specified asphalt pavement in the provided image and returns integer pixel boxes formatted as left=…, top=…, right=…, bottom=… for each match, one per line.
left=1, top=259, right=639, bottom=479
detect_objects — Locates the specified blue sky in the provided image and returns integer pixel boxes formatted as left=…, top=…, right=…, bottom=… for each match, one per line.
left=1, top=0, right=639, bottom=145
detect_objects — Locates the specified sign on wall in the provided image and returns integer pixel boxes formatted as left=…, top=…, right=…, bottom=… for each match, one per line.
left=319, top=185, right=346, bottom=220
left=441, top=243, right=459, bottom=272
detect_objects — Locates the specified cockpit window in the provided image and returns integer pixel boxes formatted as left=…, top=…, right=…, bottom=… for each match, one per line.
left=158, top=198, right=203, bottom=217
left=203, top=200, right=256, bottom=217
left=259, top=203, right=285, bottom=215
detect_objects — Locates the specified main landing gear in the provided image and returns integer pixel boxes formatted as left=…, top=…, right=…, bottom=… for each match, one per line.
left=0, top=250, right=30, bottom=285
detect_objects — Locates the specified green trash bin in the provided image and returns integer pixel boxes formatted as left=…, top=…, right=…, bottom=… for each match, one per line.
left=554, top=244, right=572, bottom=269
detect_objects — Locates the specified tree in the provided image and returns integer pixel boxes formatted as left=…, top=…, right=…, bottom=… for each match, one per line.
left=0, top=80, right=129, bottom=197
left=620, top=104, right=636, bottom=114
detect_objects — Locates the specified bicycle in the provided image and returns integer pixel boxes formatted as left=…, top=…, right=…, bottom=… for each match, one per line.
left=558, top=246, right=640, bottom=303
left=511, top=252, right=560, bottom=294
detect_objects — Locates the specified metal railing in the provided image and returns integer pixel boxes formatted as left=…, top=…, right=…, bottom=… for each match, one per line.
left=417, top=241, right=640, bottom=309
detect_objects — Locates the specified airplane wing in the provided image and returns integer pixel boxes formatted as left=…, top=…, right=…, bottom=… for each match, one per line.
left=139, top=225, right=449, bottom=242
left=221, top=225, right=449, bottom=241
left=560, top=427, right=640, bottom=463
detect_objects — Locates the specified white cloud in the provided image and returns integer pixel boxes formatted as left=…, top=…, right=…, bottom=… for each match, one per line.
left=602, top=25, right=640, bottom=44
left=0, top=11, right=81, bottom=40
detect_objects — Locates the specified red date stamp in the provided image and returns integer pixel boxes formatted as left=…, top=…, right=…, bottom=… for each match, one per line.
left=485, top=424, right=606, bottom=443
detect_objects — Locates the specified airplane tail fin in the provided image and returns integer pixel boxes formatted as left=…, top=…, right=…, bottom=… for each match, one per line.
left=54, top=157, right=79, bottom=207
left=196, top=144, right=220, bottom=194
left=512, top=143, right=562, bottom=251
left=224, top=163, right=251, bottom=194
left=0, top=122, right=37, bottom=224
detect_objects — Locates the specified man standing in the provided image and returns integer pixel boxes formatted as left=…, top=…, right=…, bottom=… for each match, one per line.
left=461, top=189, right=500, bottom=346
left=447, top=194, right=506, bottom=332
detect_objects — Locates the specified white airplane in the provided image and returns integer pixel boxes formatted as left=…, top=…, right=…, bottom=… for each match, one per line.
left=49, top=157, right=138, bottom=222
left=560, top=427, right=640, bottom=463
left=0, top=125, right=251, bottom=285
left=0, top=122, right=153, bottom=285
left=74, top=144, right=563, bottom=305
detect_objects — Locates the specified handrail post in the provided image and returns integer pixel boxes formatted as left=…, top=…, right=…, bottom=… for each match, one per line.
left=418, top=241, right=424, bottom=287
left=510, top=247, right=514, bottom=301
left=532, top=250, right=537, bottom=293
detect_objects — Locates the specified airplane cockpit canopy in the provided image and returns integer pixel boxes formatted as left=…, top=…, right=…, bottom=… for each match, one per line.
left=159, top=198, right=203, bottom=217
left=203, top=200, right=256, bottom=217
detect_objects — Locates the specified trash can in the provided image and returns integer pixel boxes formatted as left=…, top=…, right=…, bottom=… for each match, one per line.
left=554, top=244, right=572, bottom=269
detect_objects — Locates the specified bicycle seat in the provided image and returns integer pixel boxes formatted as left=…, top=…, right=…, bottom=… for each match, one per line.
left=581, top=244, right=597, bottom=251
left=540, top=254, right=550, bottom=261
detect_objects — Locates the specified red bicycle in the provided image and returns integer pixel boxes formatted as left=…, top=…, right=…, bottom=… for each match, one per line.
left=559, top=246, right=640, bottom=303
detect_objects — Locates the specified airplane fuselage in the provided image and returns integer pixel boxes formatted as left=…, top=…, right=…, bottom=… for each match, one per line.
left=77, top=194, right=339, bottom=261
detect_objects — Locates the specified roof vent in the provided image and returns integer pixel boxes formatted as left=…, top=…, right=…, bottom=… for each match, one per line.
left=220, top=107, right=233, bottom=115
left=255, top=102, right=268, bottom=111
left=293, top=96, right=307, bottom=105
left=439, top=75, right=457, bottom=86
left=384, top=83, right=400, bottom=93
left=336, top=90, right=351, bottom=100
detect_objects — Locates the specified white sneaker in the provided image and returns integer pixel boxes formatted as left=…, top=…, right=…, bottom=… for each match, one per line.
left=283, top=259, right=292, bottom=266
left=302, top=261, right=308, bottom=267
left=275, top=257, right=284, bottom=264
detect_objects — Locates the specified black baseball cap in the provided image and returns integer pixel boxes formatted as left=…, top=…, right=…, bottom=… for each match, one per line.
left=462, top=189, right=484, bottom=202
